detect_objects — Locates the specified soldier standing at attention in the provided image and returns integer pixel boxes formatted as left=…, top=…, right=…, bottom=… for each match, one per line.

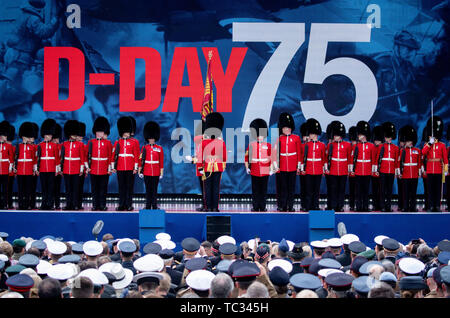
left=299, top=123, right=309, bottom=212
left=0, top=121, right=14, bottom=210
left=371, top=126, right=384, bottom=212
left=52, top=124, right=63, bottom=210
left=348, top=126, right=358, bottom=211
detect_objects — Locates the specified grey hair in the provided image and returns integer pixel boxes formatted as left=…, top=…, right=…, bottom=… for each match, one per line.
left=209, top=273, right=234, bottom=298
left=245, top=282, right=269, bottom=298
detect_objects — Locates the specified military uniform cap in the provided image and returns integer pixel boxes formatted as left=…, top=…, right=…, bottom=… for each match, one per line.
left=219, top=242, right=237, bottom=256
left=327, top=238, right=343, bottom=248
left=40, top=118, right=56, bottom=137
left=47, top=241, right=67, bottom=255
left=268, top=259, right=293, bottom=274
left=133, top=254, right=164, bottom=272
left=308, top=259, right=321, bottom=276
left=117, top=116, right=133, bottom=136
left=438, top=251, right=450, bottom=265
left=217, top=235, right=236, bottom=246
left=71, top=243, right=84, bottom=254
left=143, top=242, right=162, bottom=255
left=398, top=257, right=425, bottom=275
left=382, top=238, right=400, bottom=251
left=78, top=268, right=108, bottom=286
left=232, top=261, right=260, bottom=281
left=13, top=239, right=26, bottom=248
left=399, top=276, right=426, bottom=290
left=92, top=116, right=110, bottom=135
left=349, top=241, right=366, bottom=254
left=352, top=276, right=371, bottom=295
left=132, top=272, right=163, bottom=285
left=63, top=120, right=79, bottom=139
left=249, top=118, right=268, bottom=139
left=144, top=121, right=160, bottom=141
left=186, top=269, right=215, bottom=291
left=155, top=233, right=171, bottom=241
left=5, top=274, right=34, bottom=293
left=341, top=234, right=359, bottom=245
left=185, top=257, right=208, bottom=272
left=358, top=249, right=376, bottom=260
left=440, top=265, right=450, bottom=284
left=288, top=244, right=307, bottom=259
left=374, top=235, right=389, bottom=246
left=318, top=268, right=342, bottom=278
left=18, top=254, right=39, bottom=268
left=6, top=265, right=27, bottom=276
left=98, top=263, right=133, bottom=290
left=154, top=239, right=176, bottom=250
left=318, top=258, right=341, bottom=270
left=227, top=259, right=246, bottom=276
left=359, top=260, right=383, bottom=275
left=311, top=240, right=328, bottom=249
left=255, top=244, right=270, bottom=261
left=380, top=272, right=397, bottom=284
left=437, top=240, right=450, bottom=252
left=118, top=241, right=137, bottom=253
left=325, top=272, right=354, bottom=291
left=82, top=240, right=103, bottom=257
left=47, top=264, right=75, bottom=281
left=0, top=232, right=8, bottom=239
left=350, top=256, right=368, bottom=274
left=269, top=266, right=290, bottom=286
left=58, top=254, right=81, bottom=264
left=159, top=249, right=175, bottom=259
left=216, top=259, right=233, bottom=273
left=289, top=273, right=322, bottom=291
left=181, top=237, right=200, bottom=253
left=31, top=240, right=46, bottom=251
left=278, top=238, right=290, bottom=253
left=0, top=260, right=4, bottom=271
left=300, top=257, right=315, bottom=268
left=36, top=260, right=52, bottom=275
left=321, top=251, right=336, bottom=260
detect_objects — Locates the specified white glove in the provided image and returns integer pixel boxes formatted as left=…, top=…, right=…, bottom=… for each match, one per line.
left=138, top=173, right=144, bottom=179
left=246, top=168, right=250, bottom=174
left=33, top=164, right=38, bottom=173
left=56, top=165, right=61, bottom=173
left=9, top=163, right=13, bottom=173
left=185, top=155, right=193, bottom=162
left=429, top=137, right=435, bottom=144
left=348, top=164, right=353, bottom=173
left=300, top=164, right=304, bottom=172
left=159, top=175, right=163, bottom=179
left=269, top=170, right=274, bottom=176
left=395, top=168, right=400, bottom=176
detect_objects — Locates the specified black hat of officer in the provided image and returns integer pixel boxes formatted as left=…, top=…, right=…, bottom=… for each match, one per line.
left=400, top=125, right=417, bottom=145
left=53, top=123, right=61, bottom=140
left=382, top=122, right=396, bottom=139
left=447, top=124, right=450, bottom=142
left=117, top=116, right=133, bottom=137
left=77, top=122, right=86, bottom=137
left=64, top=120, right=79, bottom=139
left=249, top=118, right=268, bottom=139
left=31, top=122, right=39, bottom=139
left=300, top=123, right=308, bottom=138
left=326, top=122, right=334, bottom=140
left=348, top=126, right=357, bottom=142
left=92, top=117, right=110, bottom=135
left=356, top=121, right=371, bottom=139
left=128, top=116, right=137, bottom=135
left=40, top=118, right=56, bottom=137
left=144, top=121, right=160, bottom=142
left=306, top=118, right=321, bottom=135
left=204, top=112, right=224, bottom=139
left=331, top=121, right=346, bottom=138
left=278, top=112, right=295, bottom=133
left=0, top=121, right=9, bottom=136
left=372, top=125, right=384, bottom=142
left=426, top=116, right=444, bottom=140
left=19, top=122, right=36, bottom=138
left=7, top=123, right=15, bottom=142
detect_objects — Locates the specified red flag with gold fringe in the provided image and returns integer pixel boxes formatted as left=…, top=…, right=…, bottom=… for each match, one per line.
left=201, top=51, right=214, bottom=121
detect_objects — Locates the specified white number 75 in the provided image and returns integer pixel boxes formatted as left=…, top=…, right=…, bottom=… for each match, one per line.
left=233, top=23, right=377, bottom=131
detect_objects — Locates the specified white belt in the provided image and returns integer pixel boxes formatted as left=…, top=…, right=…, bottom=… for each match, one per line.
left=357, top=159, right=371, bottom=163
left=381, top=158, right=395, bottom=161
left=251, top=158, right=269, bottom=162
left=145, top=160, right=159, bottom=164
left=307, top=158, right=322, bottom=162
left=280, top=152, right=296, bottom=156
left=41, top=157, right=55, bottom=160
left=332, top=158, right=347, bottom=162
left=65, top=157, right=80, bottom=161
left=18, top=159, right=33, bottom=162
left=92, top=157, right=108, bottom=161
left=119, top=154, right=134, bottom=157
left=0, top=159, right=9, bottom=162
left=403, top=163, right=417, bottom=166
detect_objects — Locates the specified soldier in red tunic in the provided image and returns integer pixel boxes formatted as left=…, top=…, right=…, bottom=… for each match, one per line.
left=347, top=126, right=358, bottom=211
left=352, top=121, right=377, bottom=212
left=36, top=119, right=60, bottom=210
left=327, top=121, right=352, bottom=212
left=447, top=125, right=450, bottom=211
left=61, top=120, right=86, bottom=211
left=88, top=117, right=112, bottom=211
left=52, top=123, right=63, bottom=210
left=0, top=121, right=14, bottom=210
left=377, top=122, right=400, bottom=212
left=299, top=123, right=309, bottom=211
left=398, top=126, right=421, bottom=212
left=15, top=122, right=37, bottom=210
left=272, top=113, right=301, bottom=212
left=29, top=123, right=39, bottom=209
left=422, top=116, right=448, bottom=212
left=245, top=118, right=271, bottom=212
left=139, top=121, right=164, bottom=210
left=112, top=117, right=139, bottom=211
left=302, top=118, right=326, bottom=212
left=371, top=126, right=384, bottom=212
left=6, top=123, right=16, bottom=209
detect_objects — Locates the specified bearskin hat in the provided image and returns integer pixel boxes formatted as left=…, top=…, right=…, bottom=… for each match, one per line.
left=64, top=120, right=79, bottom=139
left=144, top=121, right=160, bottom=141
left=306, top=118, right=321, bottom=135
left=40, top=118, right=57, bottom=137
left=53, top=123, right=62, bottom=140
left=19, top=122, right=36, bottom=138
left=204, top=112, right=224, bottom=139
left=331, top=121, right=346, bottom=138
left=372, top=125, right=384, bottom=142
left=426, top=116, right=444, bottom=140
left=348, top=126, right=357, bottom=142
left=92, top=117, right=110, bottom=135
left=117, top=116, right=133, bottom=137
left=278, top=112, right=295, bottom=132
left=400, top=125, right=417, bottom=146
left=300, top=123, right=308, bottom=138
left=0, top=121, right=9, bottom=137
left=382, top=122, right=397, bottom=139
left=250, top=118, right=268, bottom=139
left=7, top=123, right=15, bottom=142
left=356, top=121, right=371, bottom=139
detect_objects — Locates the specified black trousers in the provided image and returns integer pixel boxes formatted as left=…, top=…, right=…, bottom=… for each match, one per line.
left=277, top=171, right=296, bottom=210
left=7, top=175, right=14, bottom=208
left=348, top=177, right=356, bottom=210
left=371, top=176, right=381, bottom=210
left=427, top=173, right=443, bottom=211
left=447, top=176, right=450, bottom=209
left=64, top=174, right=80, bottom=209
left=0, top=175, right=8, bottom=208
left=78, top=174, right=85, bottom=208
left=300, top=175, right=307, bottom=210
left=325, top=175, right=331, bottom=209
left=251, top=175, right=269, bottom=211
left=402, top=178, right=418, bottom=211
left=30, top=175, right=38, bottom=208
left=144, top=176, right=159, bottom=208
left=198, top=176, right=205, bottom=208
left=379, top=173, right=395, bottom=211
left=355, top=176, right=371, bottom=211
left=423, top=177, right=429, bottom=210
left=117, top=171, right=135, bottom=208
left=328, top=175, right=347, bottom=211
left=203, top=172, right=222, bottom=211
left=40, top=172, right=55, bottom=209
left=305, top=174, right=322, bottom=211
left=17, top=175, right=33, bottom=209
left=54, top=174, right=62, bottom=208
left=397, top=178, right=404, bottom=210
left=91, top=174, right=109, bottom=209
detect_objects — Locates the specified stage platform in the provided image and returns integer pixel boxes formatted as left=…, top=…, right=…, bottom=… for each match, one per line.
left=1, top=200, right=449, bottom=252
